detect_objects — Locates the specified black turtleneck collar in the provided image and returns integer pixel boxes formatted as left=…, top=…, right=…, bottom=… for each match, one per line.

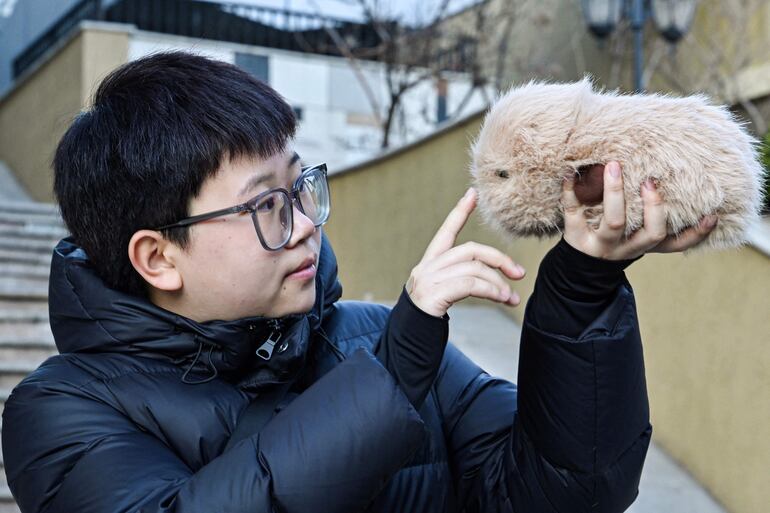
left=48, top=231, right=343, bottom=389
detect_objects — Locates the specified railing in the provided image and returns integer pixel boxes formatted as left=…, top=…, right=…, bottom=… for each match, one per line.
left=12, top=0, right=102, bottom=78
left=13, top=0, right=383, bottom=78
left=104, top=0, right=383, bottom=56
left=13, top=0, right=474, bottom=79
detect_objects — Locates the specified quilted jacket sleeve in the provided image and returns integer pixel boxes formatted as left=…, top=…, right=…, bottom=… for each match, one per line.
left=2, top=349, right=425, bottom=513
left=435, top=258, right=651, bottom=512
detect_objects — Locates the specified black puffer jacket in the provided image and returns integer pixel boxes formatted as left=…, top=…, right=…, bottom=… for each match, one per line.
left=2, top=233, right=651, bottom=512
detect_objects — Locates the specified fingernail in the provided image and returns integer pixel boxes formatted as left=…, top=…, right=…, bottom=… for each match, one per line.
left=643, top=179, right=656, bottom=191
left=463, top=188, right=475, bottom=200
left=609, top=163, right=621, bottom=179
left=516, top=264, right=526, bottom=275
left=510, top=291, right=520, bottom=304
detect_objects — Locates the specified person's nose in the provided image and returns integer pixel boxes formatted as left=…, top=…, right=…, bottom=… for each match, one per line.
left=284, top=203, right=316, bottom=248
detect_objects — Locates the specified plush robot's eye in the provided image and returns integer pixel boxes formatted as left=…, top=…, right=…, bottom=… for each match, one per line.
left=495, top=169, right=510, bottom=179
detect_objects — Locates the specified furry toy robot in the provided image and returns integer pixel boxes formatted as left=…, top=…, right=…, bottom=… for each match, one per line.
left=470, top=79, right=767, bottom=251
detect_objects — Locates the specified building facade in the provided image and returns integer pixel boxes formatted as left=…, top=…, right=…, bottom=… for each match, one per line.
left=0, top=0, right=491, bottom=199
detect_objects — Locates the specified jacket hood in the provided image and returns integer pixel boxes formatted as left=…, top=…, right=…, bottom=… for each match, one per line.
left=48, top=231, right=343, bottom=389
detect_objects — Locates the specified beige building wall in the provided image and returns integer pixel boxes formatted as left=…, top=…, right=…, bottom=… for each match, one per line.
left=0, top=25, right=129, bottom=201
left=79, top=27, right=131, bottom=107
left=324, top=113, right=548, bottom=306
left=441, top=0, right=770, bottom=129
left=437, top=0, right=606, bottom=88
left=629, top=246, right=769, bottom=513
left=325, top=113, right=770, bottom=513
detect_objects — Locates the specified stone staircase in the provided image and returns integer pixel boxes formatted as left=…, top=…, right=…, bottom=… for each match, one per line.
left=0, top=200, right=67, bottom=513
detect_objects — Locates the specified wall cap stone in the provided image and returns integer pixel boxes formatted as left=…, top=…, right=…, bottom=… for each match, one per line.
left=746, top=215, right=770, bottom=258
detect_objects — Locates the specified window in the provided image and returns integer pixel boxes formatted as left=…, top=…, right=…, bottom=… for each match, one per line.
left=235, top=53, right=269, bottom=83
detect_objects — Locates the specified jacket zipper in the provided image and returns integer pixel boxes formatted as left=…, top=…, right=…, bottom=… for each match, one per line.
left=255, top=319, right=284, bottom=361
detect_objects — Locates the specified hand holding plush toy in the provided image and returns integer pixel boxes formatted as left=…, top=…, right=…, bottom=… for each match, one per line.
left=470, top=79, right=767, bottom=255
left=559, top=160, right=717, bottom=260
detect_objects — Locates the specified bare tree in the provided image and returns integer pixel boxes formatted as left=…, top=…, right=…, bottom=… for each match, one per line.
left=305, top=0, right=517, bottom=149
left=306, top=0, right=580, bottom=149
left=355, top=0, right=464, bottom=149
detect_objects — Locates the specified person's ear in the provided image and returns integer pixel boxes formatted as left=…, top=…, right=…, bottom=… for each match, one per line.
left=128, top=230, right=183, bottom=291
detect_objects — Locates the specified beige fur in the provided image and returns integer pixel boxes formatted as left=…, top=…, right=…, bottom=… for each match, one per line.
left=470, top=78, right=768, bottom=251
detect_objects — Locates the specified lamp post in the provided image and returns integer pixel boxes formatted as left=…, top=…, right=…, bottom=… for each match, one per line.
left=580, top=0, right=698, bottom=92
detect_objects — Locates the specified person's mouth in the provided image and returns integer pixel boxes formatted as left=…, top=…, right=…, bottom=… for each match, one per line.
left=286, top=255, right=317, bottom=280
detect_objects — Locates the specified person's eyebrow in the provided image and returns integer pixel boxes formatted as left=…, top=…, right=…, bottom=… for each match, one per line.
left=238, top=152, right=301, bottom=198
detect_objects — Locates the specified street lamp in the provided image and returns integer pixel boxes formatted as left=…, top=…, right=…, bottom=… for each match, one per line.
left=581, top=0, right=624, bottom=38
left=580, top=0, right=699, bottom=91
left=651, top=0, right=698, bottom=43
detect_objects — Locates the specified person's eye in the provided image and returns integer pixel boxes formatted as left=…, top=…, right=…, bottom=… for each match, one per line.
left=256, top=196, right=277, bottom=213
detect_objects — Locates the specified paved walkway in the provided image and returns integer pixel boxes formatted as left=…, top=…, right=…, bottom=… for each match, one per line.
left=446, top=303, right=728, bottom=513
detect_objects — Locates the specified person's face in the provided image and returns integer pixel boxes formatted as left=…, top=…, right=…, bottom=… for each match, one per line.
left=171, top=146, right=322, bottom=322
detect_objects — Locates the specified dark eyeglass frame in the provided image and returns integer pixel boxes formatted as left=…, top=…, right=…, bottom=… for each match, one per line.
left=155, top=163, right=329, bottom=251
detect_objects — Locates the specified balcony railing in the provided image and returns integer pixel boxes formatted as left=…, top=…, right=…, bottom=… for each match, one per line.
left=13, top=0, right=383, bottom=78
left=13, top=0, right=475, bottom=79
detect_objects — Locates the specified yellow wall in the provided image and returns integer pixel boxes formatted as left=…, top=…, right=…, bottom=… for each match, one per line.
left=0, top=25, right=129, bottom=201
left=0, top=34, right=83, bottom=201
left=442, top=0, right=770, bottom=117
left=628, top=248, right=769, bottom=513
left=80, top=28, right=131, bottom=106
left=325, top=113, right=770, bottom=513
left=324, top=113, right=552, bottom=308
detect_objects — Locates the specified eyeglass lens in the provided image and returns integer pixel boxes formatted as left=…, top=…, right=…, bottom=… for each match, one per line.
left=251, top=167, right=329, bottom=250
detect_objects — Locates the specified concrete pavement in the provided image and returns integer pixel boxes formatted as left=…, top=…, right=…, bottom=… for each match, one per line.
left=446, top=303, right=728, bottom=513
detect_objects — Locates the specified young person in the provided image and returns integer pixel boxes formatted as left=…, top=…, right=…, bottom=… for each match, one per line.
left=2, top=52, right=716, bottom=513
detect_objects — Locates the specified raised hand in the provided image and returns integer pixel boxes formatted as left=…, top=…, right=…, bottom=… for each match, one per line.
left=406, top=189, right=526, bottom=318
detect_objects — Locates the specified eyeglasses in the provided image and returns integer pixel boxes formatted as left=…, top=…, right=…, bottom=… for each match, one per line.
left=156, top=163, right=330, bottom=251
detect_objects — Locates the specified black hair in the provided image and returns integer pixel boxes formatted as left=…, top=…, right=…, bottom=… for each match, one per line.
left=53, top=51, right=297, bottom=296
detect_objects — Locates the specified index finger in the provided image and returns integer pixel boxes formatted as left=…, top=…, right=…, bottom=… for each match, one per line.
left=423, top=188, right=477, bottom=260
left=598, top=161, right=627, bottom=239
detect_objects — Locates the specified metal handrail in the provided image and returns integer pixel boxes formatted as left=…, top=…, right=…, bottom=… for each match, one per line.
left=13, top=0, right=101, bottom=78
left=13, top=0, right=473, bottom=79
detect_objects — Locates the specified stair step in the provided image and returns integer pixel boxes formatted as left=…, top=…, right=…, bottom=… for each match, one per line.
left=0, top=321, right=53, bottom=343
left=0, top=224, right=67, bottom=241
left=0, top=278, right=47, bottom=300
left=0, top=498, right=19, bottom=513
left=0, top=487, right=14, bottom=502
left=0, top=498, right=18, bottom=513
left=0, top=361, right=42, bottom=389
left=0, top=322, right=55, bottom=363
left=0, top=238, right=57, bottom=255
left=0, top=200, right=63, bottom=513
left=0, top=301, right=48, bottom=323
left=0, top=321, right=55, bottom=362
left=0, top=346, right=57, bottom=365
left=0, top=447, right=13, bottom=502
left=0, top=201, right=58, bottom=216
left=0, top=249, right=51, bottom=266
left=0, top=263, right=49, bottom=280
left=0, top=211, right=63, bottom=229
